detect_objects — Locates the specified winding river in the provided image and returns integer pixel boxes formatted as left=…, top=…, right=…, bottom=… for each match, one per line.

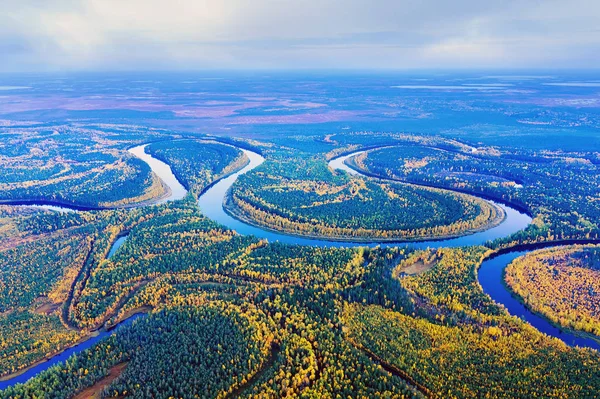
left=0, top=314, right=143, bottom=390
left=3, top=141, right=596, bottom=390
left=479, top=250, right=600, bottom=350
left=199, top=149, right=532, bottom=249
left=9, top=144, right=188, bottom=213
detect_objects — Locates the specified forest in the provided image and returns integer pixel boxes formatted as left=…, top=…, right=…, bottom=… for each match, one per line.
left=227, top=156, right=502, bottom=241
left=505, top=245, right=600, bottom=336
left=4, top=226, right=600, bottom=398
left=145, top=140, right=247, bottom=195
left=351, top=140, right=600, bottom=246
left=1, top=127, right=600, bottom=398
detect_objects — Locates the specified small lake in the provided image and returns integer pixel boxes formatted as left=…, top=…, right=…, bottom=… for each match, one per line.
left=107, top=235, right=128, bottom=259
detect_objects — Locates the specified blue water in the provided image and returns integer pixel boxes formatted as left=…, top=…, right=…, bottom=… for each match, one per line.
left=0, top=145, right=574, bottom=392
left=198, top=148, right=533, bottom=249
left=478, top=251, right=600, bottom=350
left=0, top=314, right=143, bottom=390
left=107, top=235, right=128, bottom=259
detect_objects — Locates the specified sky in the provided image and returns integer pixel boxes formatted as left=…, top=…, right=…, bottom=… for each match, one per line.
left=1, top=0, right=600, bottom=72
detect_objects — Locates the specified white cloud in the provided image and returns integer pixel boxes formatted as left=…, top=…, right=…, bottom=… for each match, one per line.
left=1, top=0, right=599, bottom=71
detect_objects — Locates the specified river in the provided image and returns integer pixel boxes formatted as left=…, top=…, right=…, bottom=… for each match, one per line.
left=199, top=148, right=532, bottom=249
left=4, top=143, right=188, bottom=213
left=126, top=144, right=187, bottom=203
left=478, top=248, right=600, bottom=350
left=0, top=314, right=144, bottom=390
left=5, top=142, right=596, bottom=391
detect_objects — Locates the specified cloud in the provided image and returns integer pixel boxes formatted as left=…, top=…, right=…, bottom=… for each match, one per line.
left=1, top=0, right=599, bottom=71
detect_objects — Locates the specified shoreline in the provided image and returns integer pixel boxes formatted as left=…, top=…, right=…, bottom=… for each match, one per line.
left=499, top=244, right=600, bottom=345
left=0, top=329, right=97, bottom=382
left=222, top=189, right=506, bottom=244
left=478, top=240, right=600, bottom=350
left=501, top=273, right=600, bottom=346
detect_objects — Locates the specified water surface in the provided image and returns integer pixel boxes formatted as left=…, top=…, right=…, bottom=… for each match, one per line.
left=127, top=144, right=187, bottom=203
left=478, top=251, right=600, bottom=350
left=0, top=314, right=143, bottom=390
left=199, top=148, right=532, bottom=249
left=107, top=235, right=128, bottom=259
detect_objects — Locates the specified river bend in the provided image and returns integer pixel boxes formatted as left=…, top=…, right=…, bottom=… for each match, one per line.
left=4, top=142, right=594, bottom=391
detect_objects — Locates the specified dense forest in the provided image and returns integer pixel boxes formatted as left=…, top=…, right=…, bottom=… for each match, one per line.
left=1, top=128, right=600, bottom=398
left=505, top=245, right=600, bottom=336
left=146, top=140, right=248, bottom=195
left=352, top=140, right=600, bottom=246
left=227, top=157, right=502, bottom=241
left=1, top=305, right=273, bottom=398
